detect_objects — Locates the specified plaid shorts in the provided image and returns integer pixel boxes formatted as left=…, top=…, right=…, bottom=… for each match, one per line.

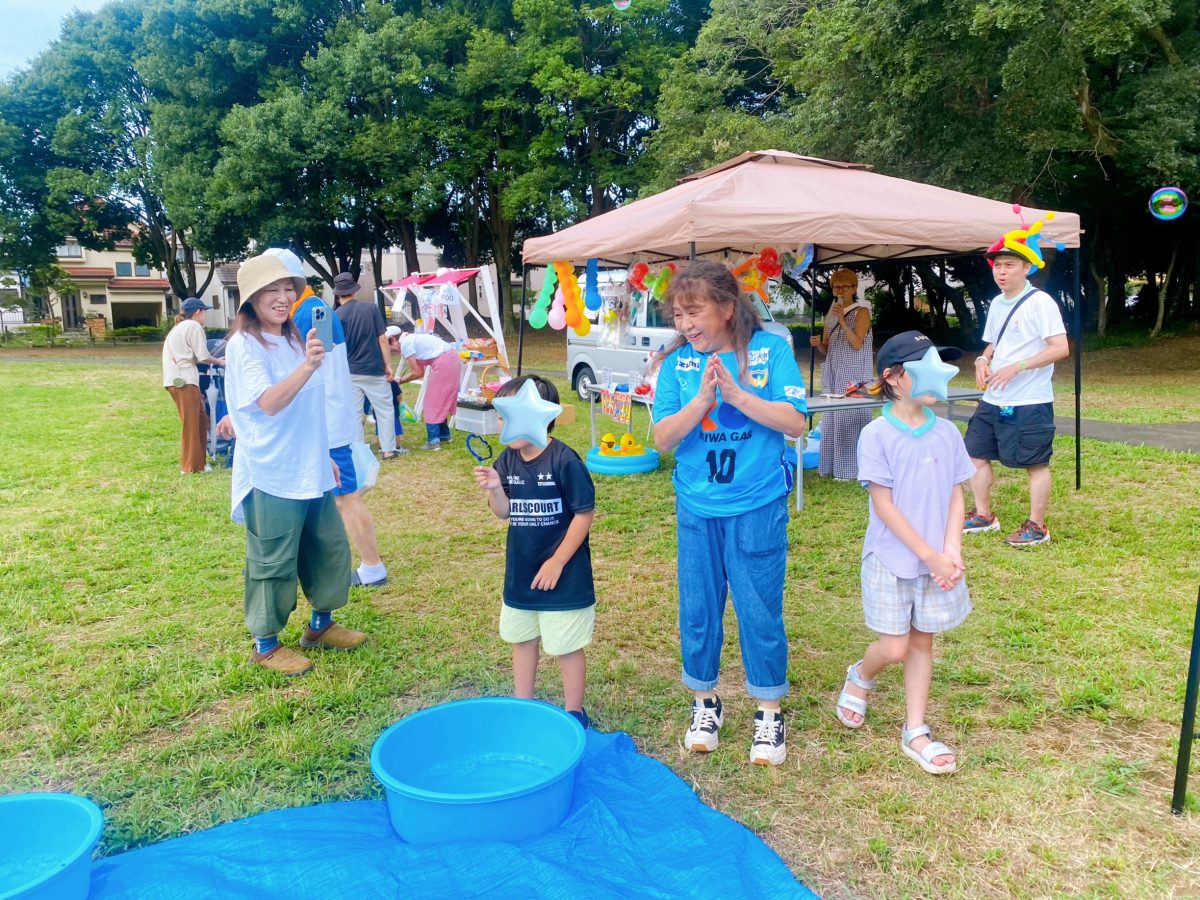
left=860, top=553, right=971, bottom=636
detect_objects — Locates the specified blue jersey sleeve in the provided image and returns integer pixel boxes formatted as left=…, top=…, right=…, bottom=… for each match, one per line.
left=651, top=349, right=683, bottom=422
left=767, top=336, right=807, bottom=415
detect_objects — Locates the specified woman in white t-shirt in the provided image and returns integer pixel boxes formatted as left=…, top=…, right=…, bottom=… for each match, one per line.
left=224, top=254, right=365, bottom=678
left=161, top=297, right=224, bottom=473
left=390, top=327, right=463, bottom=450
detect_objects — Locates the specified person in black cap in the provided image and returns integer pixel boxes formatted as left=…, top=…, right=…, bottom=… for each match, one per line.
left=162, top=297, right=224, bottom=473
left=835, top=330, right=973, bottom=776
left=333, top=271, right=401, bottom=459
left=963, top=237, right=1069, bottom=547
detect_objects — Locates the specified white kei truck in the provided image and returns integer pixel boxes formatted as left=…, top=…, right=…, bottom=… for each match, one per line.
left=565, top=291, right=794, bottom=401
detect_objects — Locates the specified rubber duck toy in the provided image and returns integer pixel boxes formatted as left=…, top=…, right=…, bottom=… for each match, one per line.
left=618, top=433, right=645, bottom=456
left=599, top=433, right=619, bottom=455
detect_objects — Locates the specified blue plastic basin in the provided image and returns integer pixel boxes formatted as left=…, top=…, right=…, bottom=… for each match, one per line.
left=802, top=450, right=819, bottom=469
left=0, top=793, right=104, bottom=900
left=370, top=698, right=585, bottom=845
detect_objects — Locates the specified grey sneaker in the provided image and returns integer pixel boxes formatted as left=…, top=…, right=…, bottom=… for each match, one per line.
left=419, top=441, right=441, bottom=451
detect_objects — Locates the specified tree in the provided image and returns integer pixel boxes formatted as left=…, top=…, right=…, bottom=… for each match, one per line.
left=649, top=0, right=1200, bottom=335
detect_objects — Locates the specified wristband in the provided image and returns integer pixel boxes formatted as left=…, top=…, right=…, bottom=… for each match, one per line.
left=1018, top=360, right=1028, bottom=371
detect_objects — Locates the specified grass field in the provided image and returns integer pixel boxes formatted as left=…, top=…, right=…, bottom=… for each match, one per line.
left=2, top=341, right=1199, bottom=897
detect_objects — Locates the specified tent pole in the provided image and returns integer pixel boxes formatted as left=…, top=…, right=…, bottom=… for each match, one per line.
left=808, top=266, right=818, bottom=394
left=517, top=267, right=529, bottom=376
left=689, top=241, right=696, bottom=262
left=1073, top=248, right=1082, bottom=490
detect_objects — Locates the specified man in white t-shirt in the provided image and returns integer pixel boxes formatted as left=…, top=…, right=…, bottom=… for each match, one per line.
left=963, top=246, right=1070, bottom=547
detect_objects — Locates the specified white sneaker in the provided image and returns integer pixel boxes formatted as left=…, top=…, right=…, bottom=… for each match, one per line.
left=684, top=695, right=723, bottom=753
left=750, top=709, right=786, bottom=766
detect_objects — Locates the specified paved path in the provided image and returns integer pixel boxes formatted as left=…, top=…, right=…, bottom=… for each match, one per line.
left=1050, top=416, right=1200, bottom=454
left=938, top=404, right=1200, bottom=453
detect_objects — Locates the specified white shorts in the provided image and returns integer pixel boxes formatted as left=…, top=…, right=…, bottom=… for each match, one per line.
left=861, top=553, right=971, bottom=636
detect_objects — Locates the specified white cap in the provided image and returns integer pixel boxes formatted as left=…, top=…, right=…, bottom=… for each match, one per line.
left=263, top=247, right=305, bottom=279
left=384, top=325, right=403, bottom=339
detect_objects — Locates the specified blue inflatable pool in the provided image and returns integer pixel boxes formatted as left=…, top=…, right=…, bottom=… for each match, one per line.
left=585, top=446, right=660, bottom=475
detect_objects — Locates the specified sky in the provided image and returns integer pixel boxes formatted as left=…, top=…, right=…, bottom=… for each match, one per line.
left=0, top=0, right=111, bottom=78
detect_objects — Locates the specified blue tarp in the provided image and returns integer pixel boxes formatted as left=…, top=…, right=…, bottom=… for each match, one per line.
left=92, top=731, right=816, bottom=899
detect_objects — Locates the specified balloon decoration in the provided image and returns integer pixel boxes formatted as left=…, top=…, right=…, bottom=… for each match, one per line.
left=986, top=205, right=1064, bottom=271
left=528, top=261, right=591, bottom=337
left=731, top=247, right=785, bottom=300
left=645, top=262, right=678, bottom=300
left=584, top=258, right=603, bottom=311
left=782, top=244, right=814, bottom=279
left=628, top=262, right=650, bottom=292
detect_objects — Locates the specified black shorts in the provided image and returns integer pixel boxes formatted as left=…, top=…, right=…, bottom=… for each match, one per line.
left=964, top=401, right=1055, bottom=468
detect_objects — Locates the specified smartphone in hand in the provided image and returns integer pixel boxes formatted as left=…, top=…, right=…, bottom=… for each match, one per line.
left=312, top=306, right=333, bottom=351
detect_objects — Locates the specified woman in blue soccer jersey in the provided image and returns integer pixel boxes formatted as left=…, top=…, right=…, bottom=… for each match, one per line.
left=652, top=260, right=807, bottom=767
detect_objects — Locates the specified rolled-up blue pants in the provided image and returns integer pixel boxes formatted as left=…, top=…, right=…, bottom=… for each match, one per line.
left=675, top=496, right=790, bottom=701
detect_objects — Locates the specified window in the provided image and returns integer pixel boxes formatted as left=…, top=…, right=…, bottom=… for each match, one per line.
left=211, top=295, right=220, bottom=310
left=56, top=241, right=82, bottom=258
left=134, top=264, right=150, bottom=277
left=115, top=262, right=132, bottom=277
left=645, top=296, right=667, bottom=328
left=91, top=294, right=107, bottom=305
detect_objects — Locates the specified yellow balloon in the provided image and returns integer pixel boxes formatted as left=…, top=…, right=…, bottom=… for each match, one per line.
left=574, top=317, right=591, bottom=337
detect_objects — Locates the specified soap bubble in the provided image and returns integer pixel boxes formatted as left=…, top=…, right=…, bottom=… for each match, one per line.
left=1149, top=187, right=1188, bottom=221
left=613, top=0, right=632, bottom=8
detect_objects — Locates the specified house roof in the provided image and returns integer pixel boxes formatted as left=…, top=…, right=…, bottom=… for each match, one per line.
left=217, top=263, right=240, bottom=286
left=109, top=278, right=170, bottom=291
left=65, top=267, right=113, bottom=280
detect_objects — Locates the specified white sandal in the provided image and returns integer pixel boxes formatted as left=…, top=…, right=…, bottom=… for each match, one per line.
left=901, top=723, right=957, bottom=775
left=835, top=661, right=876, bottom=729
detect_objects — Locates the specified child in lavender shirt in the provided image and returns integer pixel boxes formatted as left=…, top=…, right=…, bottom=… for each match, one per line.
left=834, top=331, right=975, bottom=776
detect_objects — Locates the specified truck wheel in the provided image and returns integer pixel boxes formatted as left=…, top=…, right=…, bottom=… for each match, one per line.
left=573, top=365, right=596, bottom=402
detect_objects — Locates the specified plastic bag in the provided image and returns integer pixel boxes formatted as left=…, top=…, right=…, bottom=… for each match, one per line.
left=398, top=402, right=420, bottom=425
left=349, top=441, right=380, bottom=493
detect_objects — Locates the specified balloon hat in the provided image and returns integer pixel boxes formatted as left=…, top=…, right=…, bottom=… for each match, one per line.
left=986, top=205, right=1064, bottom=271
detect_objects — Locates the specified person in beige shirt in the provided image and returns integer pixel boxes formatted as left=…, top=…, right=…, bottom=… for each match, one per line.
left=162, top=298, right=224, bottom=473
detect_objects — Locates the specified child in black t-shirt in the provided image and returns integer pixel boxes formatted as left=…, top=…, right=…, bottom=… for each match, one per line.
left=473, top=376, right=597, bottom=728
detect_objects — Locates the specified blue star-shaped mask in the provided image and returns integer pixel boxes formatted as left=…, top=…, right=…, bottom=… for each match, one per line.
left=905, top=346, right=959, bottom=402
left=492, top=379, right=563, bottom=449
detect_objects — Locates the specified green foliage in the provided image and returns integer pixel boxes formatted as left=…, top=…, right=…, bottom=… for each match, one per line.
left=110, top=325, right=170, bottom=342
left=649, top=0, right=1200, bottom=335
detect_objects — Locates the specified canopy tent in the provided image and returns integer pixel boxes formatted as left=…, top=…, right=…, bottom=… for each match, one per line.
left=520, top=149, right=1085, bottom=488
left=522, top=150, right=1081, bottom=266
left=379, top=265, right=510, bottom=416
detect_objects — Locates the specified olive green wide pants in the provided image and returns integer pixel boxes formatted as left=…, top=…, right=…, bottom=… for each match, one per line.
left=242, top=488, right=352, bottom=637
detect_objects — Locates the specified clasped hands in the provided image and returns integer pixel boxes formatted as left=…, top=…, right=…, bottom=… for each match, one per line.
left=925, top=548, right=965, bottom=592
left=694, top=354, right=744, bottom=407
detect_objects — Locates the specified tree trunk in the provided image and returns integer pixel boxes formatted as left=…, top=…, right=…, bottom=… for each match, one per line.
left=1090, top=258, right=1108, bottom=337
left=1151, top=240, right=1179, bottom=338
left=396, top=219, right=420, bottom=274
